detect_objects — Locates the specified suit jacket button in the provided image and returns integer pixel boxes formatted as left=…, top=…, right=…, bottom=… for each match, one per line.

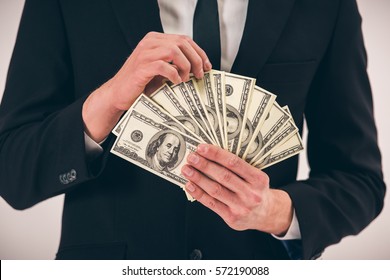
left=190, top=249, right=202, bottom=260
left=59, top=174, right=68, bottom=184
left=59, top=169, right=77, bottom=184
left=67, top=169, right=77, bottom=182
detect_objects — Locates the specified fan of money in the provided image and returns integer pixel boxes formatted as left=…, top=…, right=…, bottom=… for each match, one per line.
left=111, top=70, right=304, bottom=201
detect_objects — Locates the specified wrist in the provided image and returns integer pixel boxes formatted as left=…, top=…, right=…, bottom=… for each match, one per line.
left=264, top=189, right=294, bottom=236
left=82, top=82, right=125, bottom=143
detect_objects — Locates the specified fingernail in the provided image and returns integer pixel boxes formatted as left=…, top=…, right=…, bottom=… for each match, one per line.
left=197, top=69, right=204, bottom=78
left=197, top=144, right=208, bottom=154
left=188, top=153, right=199, bottom=164
left=186, top=183, right=196, bottom=193
left=182, top=166, right=194, bottom=177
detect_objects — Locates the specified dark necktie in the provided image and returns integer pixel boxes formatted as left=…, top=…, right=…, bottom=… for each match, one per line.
left=193, top=0, right=221, bottom=70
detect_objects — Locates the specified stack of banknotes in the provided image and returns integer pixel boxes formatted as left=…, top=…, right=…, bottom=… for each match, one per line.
left=111, top=70, right=304, bottom=201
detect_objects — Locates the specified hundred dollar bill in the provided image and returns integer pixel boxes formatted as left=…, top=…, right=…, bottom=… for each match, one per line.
left=151, top=83, right=211, bottom=144
left=237, top=86, right=276, bottom=159
left=251, top=118, right=298, bottom=164
left=253, top=132, right=304, bottom=169
left=193, top=72, right=224, bottom=147
left=212, top=70, right=228, bottom=149
left=247, top=101, right=291, bottom=164
left=111, top=110, right=199, bottom=201
left=170, top=83, right=215, bottom=144
left=248, top=106, right=297, bottom=164
left=185, top=78, right=219, bottom=145
left=113, top=94, right=201, bottom=141
left=224, top=72, right=255, bottom=154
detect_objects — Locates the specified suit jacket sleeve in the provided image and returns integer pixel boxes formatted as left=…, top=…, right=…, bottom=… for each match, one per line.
left=0, top=0, right=105, bottom=209
left=280, top=0, right=386, bottom=259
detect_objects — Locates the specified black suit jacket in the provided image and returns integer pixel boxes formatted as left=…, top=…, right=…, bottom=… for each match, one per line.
left=0, top=0, right=385, bottom=260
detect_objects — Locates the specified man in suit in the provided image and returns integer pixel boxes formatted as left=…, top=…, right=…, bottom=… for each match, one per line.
left=0, top=0, right=386, bottom=260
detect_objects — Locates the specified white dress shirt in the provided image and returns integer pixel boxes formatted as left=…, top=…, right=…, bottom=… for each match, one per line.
left=85, top=0, right=301, bottom=241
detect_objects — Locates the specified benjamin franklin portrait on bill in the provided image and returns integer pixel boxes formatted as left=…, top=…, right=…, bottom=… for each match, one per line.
left=146, top=130, right=186, bottom=172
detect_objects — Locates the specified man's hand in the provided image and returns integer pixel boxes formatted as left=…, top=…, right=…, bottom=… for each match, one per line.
left=181, top=144, right=294, bottom=236
left=82, top=32, right=212, bottom=143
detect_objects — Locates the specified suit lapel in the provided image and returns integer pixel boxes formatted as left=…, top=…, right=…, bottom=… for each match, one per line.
left=109, top=0, right=163, bottom=49
left=231, top=0, right=296, bottom=78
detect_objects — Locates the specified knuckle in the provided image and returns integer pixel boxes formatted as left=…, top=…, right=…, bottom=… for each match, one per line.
left=210, top=182, right=223, bottom=197
left=261, top=174, right=270, bottom=186
left=196, top=156, right=208, bottom=170
left=207, top=199, right=217, bottom=210
left=137, top=39, right=147, bottom=49
left=253, top=172, right=269, bottom=186
left=183, top=35, right=192, bottom=42
left=178, top=34, right=191, bottom=43
left=193, top=57, right=203, bottom=71
left=143, top=32, right=156, bottom=42
left=250, top=192, right=262, bottom=204
left=212, top=146, right=222, bottom=159
left=226, top=209, right=248, bottom=231
left=233, top=206, right=246, bottom=218
left=194, top=191, right=204, bottom=201
left=154, top=61, right=165, bottom=72
left=182, top=60, right=191, bottom=72
left=220, top=169, right=233, bottom=184
left=240, top=206, right=251, bottom=218
left=226, top=211, right=238, bottom=225
left=174, top=36, right=185, bottom=47
left=146, top=31, right=156, bottom=37
left=228, top=154, right=241, bottom=168
left=178, top=35, right=187, bottom=43
left=193, top=55, right=202, bottom=65
left=167, top=48, right=178, bottom=61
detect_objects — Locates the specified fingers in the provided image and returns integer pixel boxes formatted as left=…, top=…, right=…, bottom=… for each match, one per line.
left=184, top=152, right=246, bottom=193
left=141, top=32, right=212, bottom=80
left=182, top=149, right=268, bottom=205
left=145, top=32, right=212, bottom=71
left=182, top=164, right=238, bottom=205
left=195, top=144, right=269, bottom=186
left=183, top=39, right=213, bottom=75
left=181, top=146, right=274, bottom=232
left=107, top=32, right=213, bottom=114
left=170, top=37, right=204, bottom=79
left=147, top=60, right=182, bottom=85
left=143, top=46, right=191, bottom=82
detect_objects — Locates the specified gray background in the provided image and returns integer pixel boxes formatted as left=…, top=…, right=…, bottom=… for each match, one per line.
left=0, top=0, right=389, bottom=259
